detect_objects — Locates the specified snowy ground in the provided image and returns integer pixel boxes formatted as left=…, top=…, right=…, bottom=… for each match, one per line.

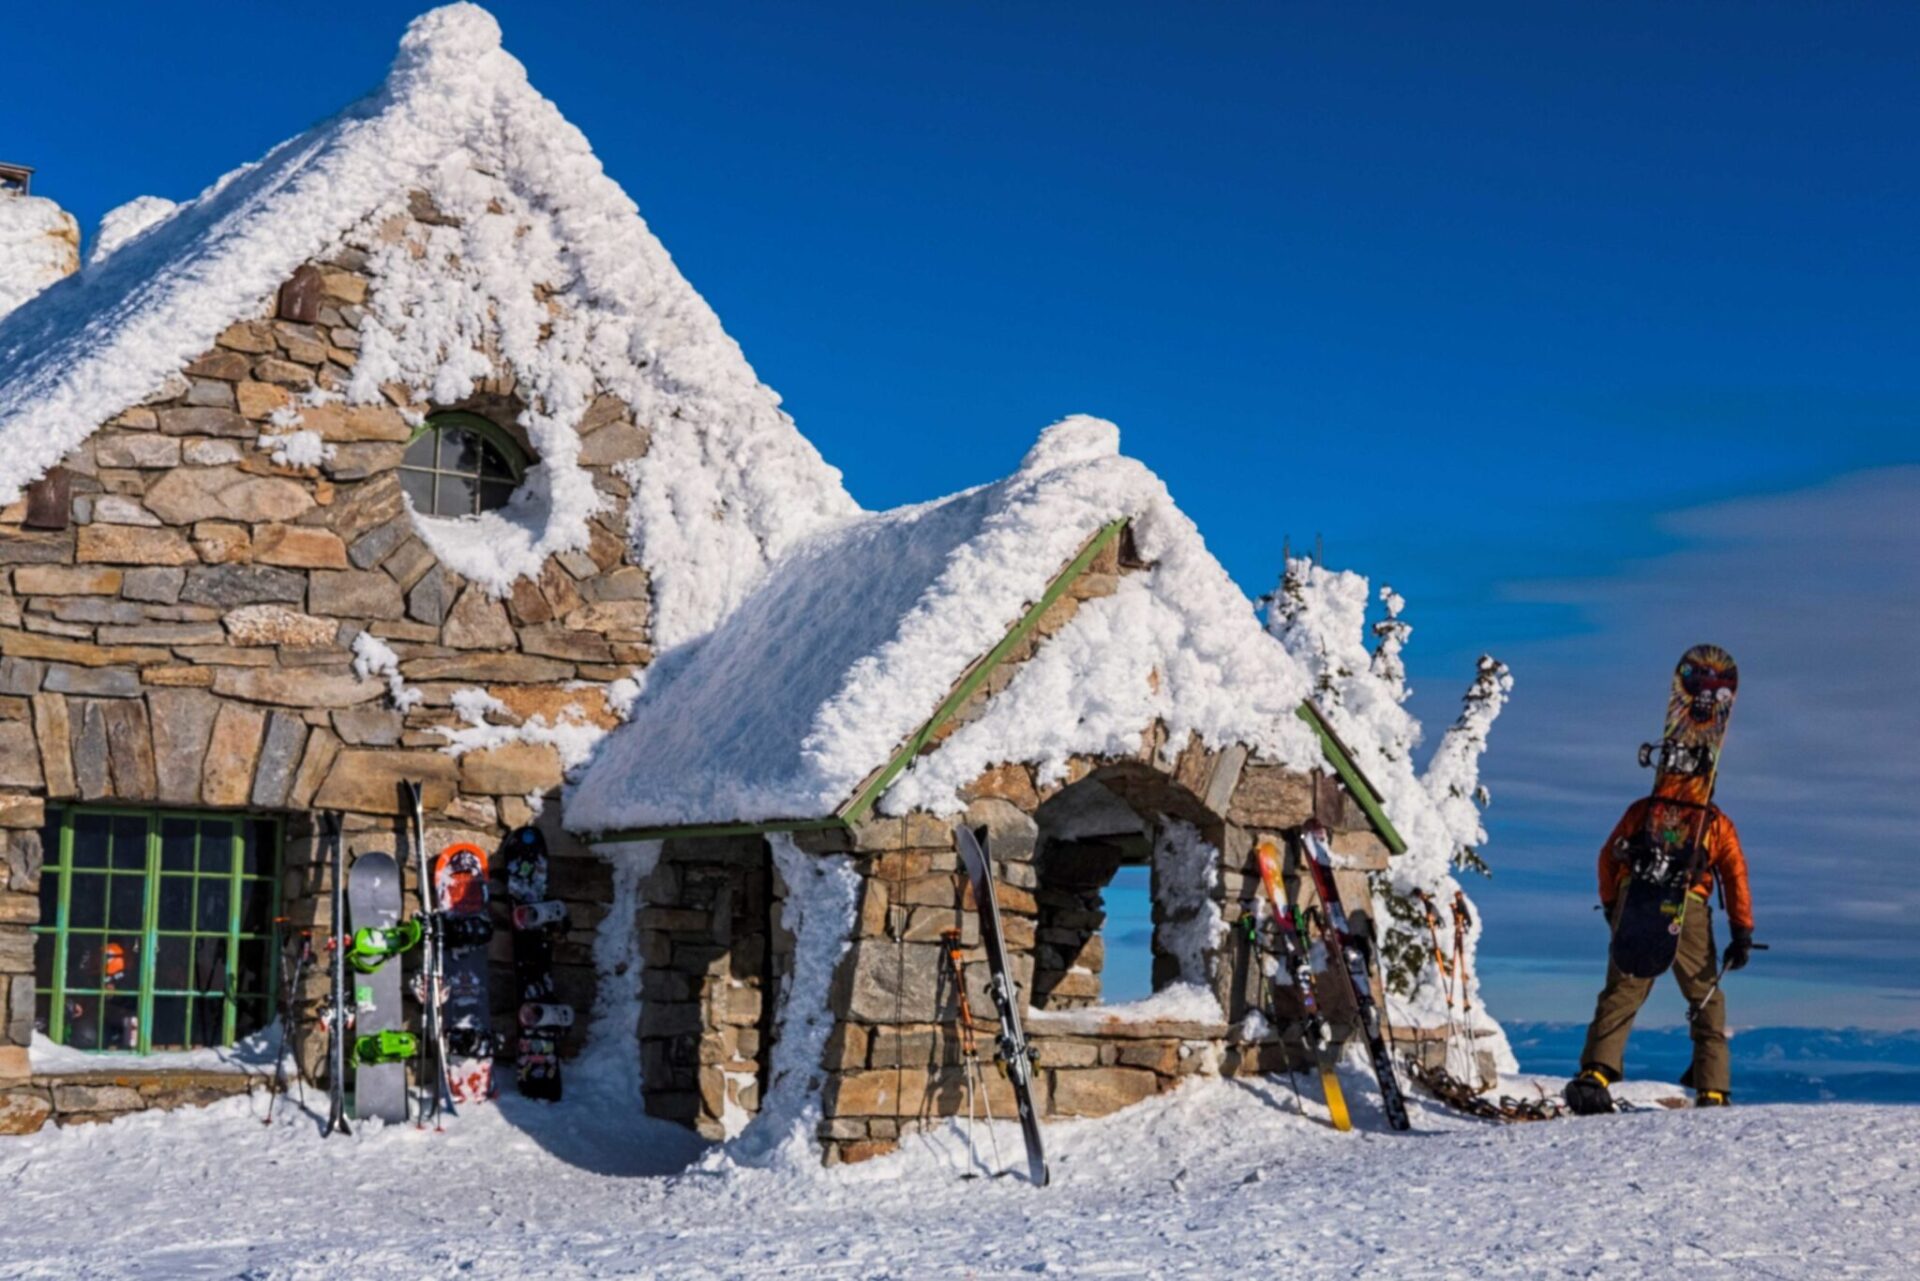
left=1, top=1068, right=1912, bottom=1280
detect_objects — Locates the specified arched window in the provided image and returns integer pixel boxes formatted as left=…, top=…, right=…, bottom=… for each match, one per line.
left=399, top=412, right=527, bottom=518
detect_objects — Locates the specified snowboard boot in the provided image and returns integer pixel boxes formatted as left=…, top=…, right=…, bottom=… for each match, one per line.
left=1563, top=1066, right=1618, bottom=1116
left=1695, top=1089, right=1731, bottom=1108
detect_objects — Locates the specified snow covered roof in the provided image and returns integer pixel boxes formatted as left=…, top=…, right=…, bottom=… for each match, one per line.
left=565, top=417, right=1327, bottom=834
left=0, top=3, right=854, bottom=645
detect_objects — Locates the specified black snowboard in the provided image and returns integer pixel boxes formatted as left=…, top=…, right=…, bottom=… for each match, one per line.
left=504, top=826, right=568, bottom=1101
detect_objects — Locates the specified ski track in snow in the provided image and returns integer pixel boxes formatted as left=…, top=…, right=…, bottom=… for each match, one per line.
left=0, top=1073, right=1911, bottom=1279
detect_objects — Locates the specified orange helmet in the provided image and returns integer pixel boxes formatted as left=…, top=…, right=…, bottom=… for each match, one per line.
left=103, top=942, right=127, bottom=984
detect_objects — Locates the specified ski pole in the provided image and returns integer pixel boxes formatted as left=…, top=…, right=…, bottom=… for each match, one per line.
left=1687, top=942, right=1768, bottom=1023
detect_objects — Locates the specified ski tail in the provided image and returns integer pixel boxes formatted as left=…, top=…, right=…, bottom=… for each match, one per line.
left=1298, top=824, right=1412, bottom=1132
left=1319, top=1062, right=1352, bottom=1132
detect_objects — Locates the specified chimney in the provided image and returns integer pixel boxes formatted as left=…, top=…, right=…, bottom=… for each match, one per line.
left=0, top=162, right=32, bottom=197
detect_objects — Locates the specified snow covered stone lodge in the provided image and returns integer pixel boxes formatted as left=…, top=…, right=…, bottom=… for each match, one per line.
left=0, top=5, right=1509, bottom=1157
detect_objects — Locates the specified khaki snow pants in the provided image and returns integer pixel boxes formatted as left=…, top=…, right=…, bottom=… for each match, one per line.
left=1579, top=891, right=1729, bottom=1094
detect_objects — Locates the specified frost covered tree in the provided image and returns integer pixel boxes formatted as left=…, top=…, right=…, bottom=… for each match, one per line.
left=1262, top=559, right=1514, bottom=1058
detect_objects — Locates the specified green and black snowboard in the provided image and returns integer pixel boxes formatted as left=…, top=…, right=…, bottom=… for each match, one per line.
left=1610, top=644, right=1739, bottom=979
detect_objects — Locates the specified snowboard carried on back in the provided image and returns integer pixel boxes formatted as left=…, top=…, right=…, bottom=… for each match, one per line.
left=434, top=842, right=495, bottom=1104
left=503, top=826, right=570, bottom=1102
left=955, top=823, right=1049, bottom=1187
left=346, top=851, right=412, bottom=1123
left=1610, top=645, right=1739, bottom=980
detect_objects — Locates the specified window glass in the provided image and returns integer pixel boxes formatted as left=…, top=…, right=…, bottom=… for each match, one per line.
left=30, top=809, right=281, bottom=1054
left=397, top=416, right=525, bottom=517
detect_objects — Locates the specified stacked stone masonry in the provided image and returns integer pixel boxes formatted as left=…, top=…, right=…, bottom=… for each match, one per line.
left=0, top=210, right=650, bottom=1129
left=623, top=538, right=1488, bottom=1164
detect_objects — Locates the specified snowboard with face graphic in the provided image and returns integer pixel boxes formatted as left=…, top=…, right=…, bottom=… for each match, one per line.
left=1612, top=645, right=1739, bottom=978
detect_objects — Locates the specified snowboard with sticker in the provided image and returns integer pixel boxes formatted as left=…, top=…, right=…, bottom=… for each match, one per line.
left=1252, top=835, right=1351, bottom=1131
left=503, top=826, right=568, bottom=1102
left=1298, top=824, right=1411, bottom=1132
left=347, top=851, right=409, bottom=1123
left=1610, top=645, right=1739, bottom=979
left=433, top=842, right=495, bottom=1104
left=955, top=823, right=1049, bottom=1187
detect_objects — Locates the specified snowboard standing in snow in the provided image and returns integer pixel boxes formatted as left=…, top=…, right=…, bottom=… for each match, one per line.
left=955, top=823, right=1049, bottom=1187
left=503, top=826, right=568, bottom=1102
left=347, top=851, right=411, bottom=1123
left=1610, top=644, right=1740, bottom=980
left=1297, top=824, right=1411, bottom=1132
left=433, top=842, right=495, bottom=1104
left=1251, top=836, right=1351, bottom=1131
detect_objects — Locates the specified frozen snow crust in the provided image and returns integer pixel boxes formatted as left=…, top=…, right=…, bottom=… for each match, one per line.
left=0, top=3, right=853, bottom=643
left=1, top=1074, right=1911, bottom=1277
left=566, top=416, right=1325, bottom=832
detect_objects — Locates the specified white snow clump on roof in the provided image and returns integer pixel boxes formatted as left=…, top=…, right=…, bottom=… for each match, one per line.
left=0, top=3, right=853, bottom=649
left=0, top=193, right=79, bottom=322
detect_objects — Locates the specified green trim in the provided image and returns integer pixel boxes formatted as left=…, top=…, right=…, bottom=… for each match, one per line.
left=1295, top=701, right=1408, bottom=855
left=838, top=519, right=1126, bottom=825
left=407, top=411, right=528, bottom=482
left=585, top=519, right=1127, bottom=846
left=30, top=806, right=282, bottom=1055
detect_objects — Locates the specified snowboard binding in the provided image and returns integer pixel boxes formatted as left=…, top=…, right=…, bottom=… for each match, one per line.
left=352, top=1029, right=419, bottom=1067
left=348, top=918, right=422, bottom=973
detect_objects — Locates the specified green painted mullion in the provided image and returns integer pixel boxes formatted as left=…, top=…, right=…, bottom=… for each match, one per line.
left=138, top=814, right=161, bottom=1054
left=49, top=814, right=73, bottom=1046
left=224, top=820, right=244, bottom=1045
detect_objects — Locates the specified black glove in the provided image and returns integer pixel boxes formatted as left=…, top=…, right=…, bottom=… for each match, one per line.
left=1723, top=928, right=1753, bottom=972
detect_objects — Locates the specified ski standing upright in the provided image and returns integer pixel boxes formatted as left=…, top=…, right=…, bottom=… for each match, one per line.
left=322, top=813, right=350, bottom=1137
left=955, top=823, right=1049, bottom=1187
left=1298, top=823, right=1411, bottom=1132
left=405, top=780, right=453, bottom=1127
left=1251, top=835, right=1351, bottom=1131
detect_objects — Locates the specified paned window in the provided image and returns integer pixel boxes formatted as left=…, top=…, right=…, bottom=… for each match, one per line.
left=399, top=412, right=526, bottom=518
left=31, top=807, right=281, bottom=1054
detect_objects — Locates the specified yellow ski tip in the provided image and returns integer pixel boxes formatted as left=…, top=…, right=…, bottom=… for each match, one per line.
left=1321, top=1068, right=1352, bottom=1132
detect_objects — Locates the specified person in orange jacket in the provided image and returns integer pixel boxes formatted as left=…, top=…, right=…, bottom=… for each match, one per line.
left=1566, top=771, right=1754, bottom=1111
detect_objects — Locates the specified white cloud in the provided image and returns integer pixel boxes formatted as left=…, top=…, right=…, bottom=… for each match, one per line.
left=1475, top=467, right=1920, bottom=1019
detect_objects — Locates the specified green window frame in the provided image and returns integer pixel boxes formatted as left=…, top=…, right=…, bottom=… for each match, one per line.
left=399, top=410, right=529, bottom=518
left=31, top=806, right=282, bottom=1055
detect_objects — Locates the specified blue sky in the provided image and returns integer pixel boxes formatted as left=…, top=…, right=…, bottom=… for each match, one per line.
left=11, top=3, right=1917, bottom=1035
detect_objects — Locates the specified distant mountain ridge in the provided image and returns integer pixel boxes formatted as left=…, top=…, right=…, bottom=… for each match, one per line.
left=1503, top=1022, right=1920, bottom=1104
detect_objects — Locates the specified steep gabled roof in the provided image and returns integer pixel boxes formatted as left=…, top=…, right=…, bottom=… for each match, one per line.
left=0, top=3, right=855, bottom=647
left=564, top=417, right=1328, bottom=835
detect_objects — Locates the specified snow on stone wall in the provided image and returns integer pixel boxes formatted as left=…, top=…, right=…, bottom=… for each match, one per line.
left=0, top=194, right=79, bottom=322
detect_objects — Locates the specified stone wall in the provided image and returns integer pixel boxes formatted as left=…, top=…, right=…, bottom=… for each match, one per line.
left=635, top=835, right=789, bottom=1140
left=796, top=742, right=1402, bottom=1167
left=0, top=209, right=652, bottom=1129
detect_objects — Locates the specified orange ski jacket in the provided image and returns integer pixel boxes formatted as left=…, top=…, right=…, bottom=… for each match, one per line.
left=1598, top=777, right=1754, bottom=933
